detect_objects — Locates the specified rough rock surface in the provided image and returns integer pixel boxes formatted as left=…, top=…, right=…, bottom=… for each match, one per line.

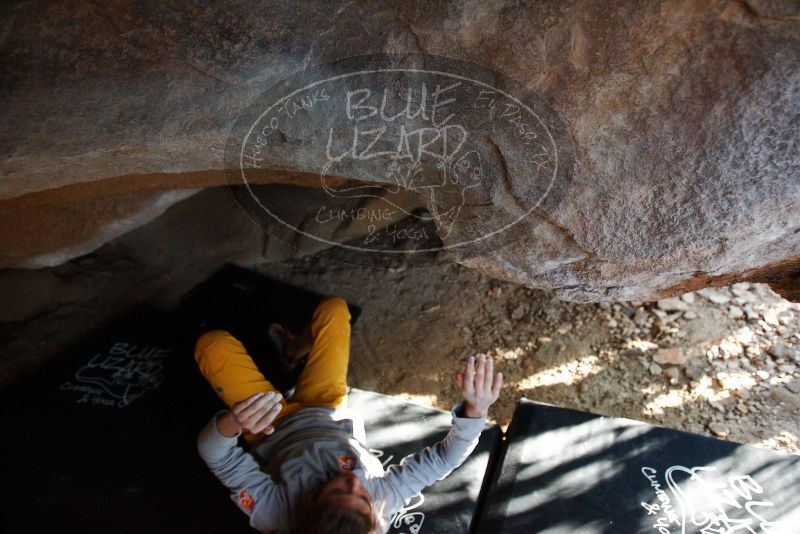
left=1, top=0, right=798, bottom=301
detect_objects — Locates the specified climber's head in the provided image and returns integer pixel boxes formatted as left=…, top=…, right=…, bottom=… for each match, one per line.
left=292, top=471, right=378, bottom=533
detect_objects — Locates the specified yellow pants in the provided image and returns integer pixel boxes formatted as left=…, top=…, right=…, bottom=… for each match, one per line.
left=194, top=296, right=351, bottom=445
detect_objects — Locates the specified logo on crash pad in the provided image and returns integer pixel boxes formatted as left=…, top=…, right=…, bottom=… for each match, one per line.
left=60, top=341, right=170, bottom=408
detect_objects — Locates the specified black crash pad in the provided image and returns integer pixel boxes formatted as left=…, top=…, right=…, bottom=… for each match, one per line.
left=1, top=308, right=248, bottom=533
left=348, top=388, right=502, bottom=534
left=477, top=399, right=800, bottom=534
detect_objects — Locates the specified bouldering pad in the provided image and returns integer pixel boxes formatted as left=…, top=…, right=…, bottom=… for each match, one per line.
left=1, top=308, right=247, bottom=532
left=348, top=388, right=502, bottom=534
left=476, top=399, right=800, bottom=534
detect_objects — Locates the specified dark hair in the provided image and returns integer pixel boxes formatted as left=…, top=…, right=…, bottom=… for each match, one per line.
left=292, top=500, right=375, bottom=534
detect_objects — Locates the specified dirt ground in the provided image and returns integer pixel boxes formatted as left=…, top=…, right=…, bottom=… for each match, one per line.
left=255, top=252, right=800, bottom=454
left=2, top=239, right=798, bottom=455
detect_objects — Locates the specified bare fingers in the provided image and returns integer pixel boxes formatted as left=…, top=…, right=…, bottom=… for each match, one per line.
left=491, top=370, right=504, bottom=400
left=484, top=357, right=494, bottom=392
left=234, top=392, right=282, bottom=428
left=232, top=391, right=267, bottom=415
left=236, top=392, right=271, bottom=419
left=464, top=356, right=475, bottom=397
left=474, top=354, right=486, bottom=392
left=252, top=402, right=283, bottom=434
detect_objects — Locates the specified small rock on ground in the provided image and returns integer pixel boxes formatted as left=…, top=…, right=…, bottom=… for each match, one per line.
left=653, top=347, right=688, bottom=365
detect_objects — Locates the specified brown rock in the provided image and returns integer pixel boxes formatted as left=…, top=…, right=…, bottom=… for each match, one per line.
left=653, top=348, right=688, bottom=366
left=1, top=1, right=799, bottom=302
left=708, top=422, right=730, bottom=439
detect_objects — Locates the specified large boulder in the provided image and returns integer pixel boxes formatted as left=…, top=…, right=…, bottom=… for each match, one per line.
left=1, top=0, right=798, bottom=301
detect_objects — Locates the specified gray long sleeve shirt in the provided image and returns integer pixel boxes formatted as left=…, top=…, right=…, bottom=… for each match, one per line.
left=196, top=401, right=486, bottom=533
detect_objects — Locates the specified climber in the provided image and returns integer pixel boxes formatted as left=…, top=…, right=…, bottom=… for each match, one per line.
left=194, top=295, right=503, bottom=533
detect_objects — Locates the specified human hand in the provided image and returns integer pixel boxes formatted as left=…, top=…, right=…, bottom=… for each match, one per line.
left=223, top=391, right=284, bottom=436
left=456, top=354, right=503, bottom=418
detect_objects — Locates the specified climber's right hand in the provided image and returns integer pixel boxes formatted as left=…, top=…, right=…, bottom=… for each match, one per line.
left=229, top=391, right=284, bottom=436
left=456, top=354, right=503, bottom=418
